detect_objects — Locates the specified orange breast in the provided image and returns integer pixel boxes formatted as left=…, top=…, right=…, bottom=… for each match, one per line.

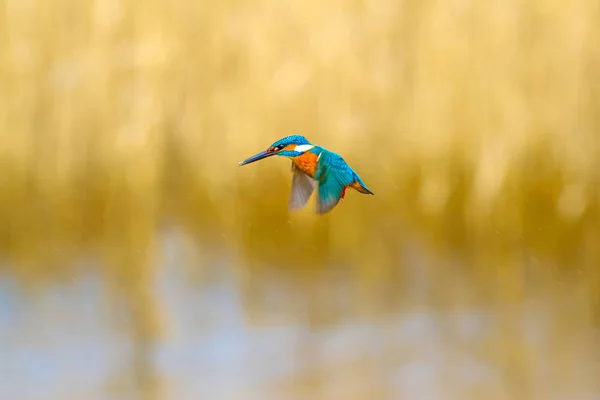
left=292, top=152, right=318, bottom=178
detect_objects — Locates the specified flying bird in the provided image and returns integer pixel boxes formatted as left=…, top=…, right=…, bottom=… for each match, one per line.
left=238, top=135, right=373, bottom=214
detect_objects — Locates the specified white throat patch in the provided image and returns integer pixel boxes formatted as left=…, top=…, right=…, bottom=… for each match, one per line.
left=294, top=144, right=314, bottom=153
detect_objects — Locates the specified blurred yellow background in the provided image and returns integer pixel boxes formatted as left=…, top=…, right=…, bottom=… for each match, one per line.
left=1, top=0, right=600, bottom=399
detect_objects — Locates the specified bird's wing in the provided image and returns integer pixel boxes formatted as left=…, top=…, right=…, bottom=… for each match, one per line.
left=289, top=163, right=318, bottom=210
left=314, top=151, right=354, bottom=214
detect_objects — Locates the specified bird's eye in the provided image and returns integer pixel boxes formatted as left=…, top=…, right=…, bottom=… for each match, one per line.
left=276, top=144, right=285, bottom=150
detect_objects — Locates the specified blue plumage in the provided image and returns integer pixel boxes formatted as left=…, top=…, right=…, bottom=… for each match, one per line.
left=238, top=135, right=373, bottom=214
left=314, top=149, right=373, bottom=214
left=271, top=135, right=310, bottom=147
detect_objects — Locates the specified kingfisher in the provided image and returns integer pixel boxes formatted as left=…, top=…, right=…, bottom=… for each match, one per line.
left=238, top=135, right=374, bottom=214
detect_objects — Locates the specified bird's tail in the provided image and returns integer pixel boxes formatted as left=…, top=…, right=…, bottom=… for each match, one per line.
left=351, top=176, right=374, bottom=195
left=352, top=182, right=374, bottom=195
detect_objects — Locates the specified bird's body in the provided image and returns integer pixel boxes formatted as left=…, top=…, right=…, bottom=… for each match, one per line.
left=291, top=148, right=320, bottom=178
left=238, top=135, right=373, bottom=214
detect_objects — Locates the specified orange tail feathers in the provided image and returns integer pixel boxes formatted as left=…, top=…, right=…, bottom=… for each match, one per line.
left=350, top=181, right=374, bottom=195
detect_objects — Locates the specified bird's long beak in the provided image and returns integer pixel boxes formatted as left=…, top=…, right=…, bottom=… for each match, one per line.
left=238, top=150, right=275, bottom=166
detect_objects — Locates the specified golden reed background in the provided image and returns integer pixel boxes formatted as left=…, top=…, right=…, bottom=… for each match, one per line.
left=1, top=0, right=600, bottom=399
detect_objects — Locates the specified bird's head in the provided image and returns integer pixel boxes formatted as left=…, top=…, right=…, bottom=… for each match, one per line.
left=238, top=135, right=315, bottom=166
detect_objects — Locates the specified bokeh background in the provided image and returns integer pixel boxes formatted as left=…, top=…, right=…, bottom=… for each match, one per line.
left=1, top=0, right=600, bottom=399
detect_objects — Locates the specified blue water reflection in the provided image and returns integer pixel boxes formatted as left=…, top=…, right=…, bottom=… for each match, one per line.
left=1, top=234, right=599, bottom=400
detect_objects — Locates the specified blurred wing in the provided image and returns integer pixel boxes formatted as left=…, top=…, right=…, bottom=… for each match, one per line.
left=289, top=164, right=317, bottom=210
left=315, top=151, right=354, bottom=214
left=316, top=175, right=344, bottom=214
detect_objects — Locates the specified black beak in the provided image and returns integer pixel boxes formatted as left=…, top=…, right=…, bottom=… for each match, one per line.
left=238, top=150, right=275, bottom=166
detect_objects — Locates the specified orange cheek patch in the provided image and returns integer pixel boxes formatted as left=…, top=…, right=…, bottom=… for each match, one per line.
left=284, top=144, right=296, bottom=151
